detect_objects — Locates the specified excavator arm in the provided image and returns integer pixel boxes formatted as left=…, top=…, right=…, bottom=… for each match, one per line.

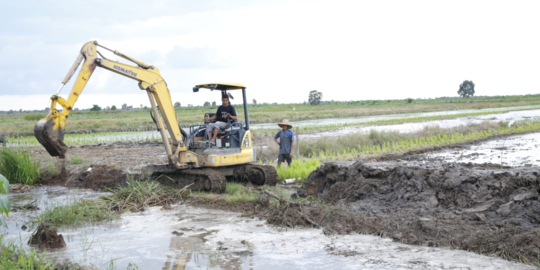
left=35, top=41, right=186, bottom=166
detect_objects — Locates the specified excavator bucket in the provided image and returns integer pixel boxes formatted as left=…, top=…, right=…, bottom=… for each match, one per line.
left=34, top=114, right=68, bottom=158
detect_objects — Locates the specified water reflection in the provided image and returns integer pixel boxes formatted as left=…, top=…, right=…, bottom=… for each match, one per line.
left=163, top=230, right=254, bottom=270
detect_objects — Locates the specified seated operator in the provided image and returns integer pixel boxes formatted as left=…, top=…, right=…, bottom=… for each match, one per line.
left=204, top=93, right=238, bottom=143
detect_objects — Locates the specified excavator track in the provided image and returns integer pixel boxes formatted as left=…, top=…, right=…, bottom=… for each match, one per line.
left=233, top=164, right=278, bottom=186
left=151, top=168, right=226, bottom=193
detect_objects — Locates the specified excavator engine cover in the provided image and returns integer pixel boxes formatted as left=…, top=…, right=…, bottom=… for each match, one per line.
left=34, top=117, right=68, bottom=158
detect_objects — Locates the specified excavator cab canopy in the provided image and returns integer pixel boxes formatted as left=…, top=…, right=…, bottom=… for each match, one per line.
left=193, top=83, right=245, bottom=92
left=193, top=82, right=251, bottom=130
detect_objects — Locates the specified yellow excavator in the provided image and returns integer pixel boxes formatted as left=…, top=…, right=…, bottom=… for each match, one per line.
left=34, top=40, right=277, bottom=193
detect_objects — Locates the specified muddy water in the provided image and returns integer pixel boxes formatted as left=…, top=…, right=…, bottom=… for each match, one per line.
left=83, top=107, right=540, bottom=142
left=423, top=132, right=540, bottom=167
left=2, top=187, right=535, bottom=269
left=8, top=106, right=540, bottom=147
left=300, top=108, right=540, bottom=139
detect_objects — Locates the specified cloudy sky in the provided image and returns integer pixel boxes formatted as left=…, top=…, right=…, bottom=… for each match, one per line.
left=1, top=0, right=539, bottom=111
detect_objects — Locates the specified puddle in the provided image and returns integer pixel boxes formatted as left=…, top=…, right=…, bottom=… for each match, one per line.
left=423, top=132, right=540, bottom=167
left=1, top=187, right=535, bottom=269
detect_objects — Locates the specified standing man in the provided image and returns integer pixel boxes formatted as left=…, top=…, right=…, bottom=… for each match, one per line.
left=204, top=93, right=238, bottom=143
left=274, top=119, right=294, bottom=167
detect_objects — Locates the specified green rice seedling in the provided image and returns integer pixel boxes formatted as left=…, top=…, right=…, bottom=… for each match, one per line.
left=0, top=148, right=40, bottom=185
left=276, top=159, right=320, bottom=183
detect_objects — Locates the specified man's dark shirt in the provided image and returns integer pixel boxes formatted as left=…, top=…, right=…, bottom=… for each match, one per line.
left=216, top=105, right=237, bottom=122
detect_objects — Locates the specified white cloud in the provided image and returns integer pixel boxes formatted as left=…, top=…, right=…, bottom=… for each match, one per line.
left=1, top=0, right=540, bottom=110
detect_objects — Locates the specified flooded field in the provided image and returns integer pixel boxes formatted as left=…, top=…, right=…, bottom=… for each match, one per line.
left=3, top=187, right=536, bottom=269
left=420, top=132, right=540, bottom=167
left=301, top=108, right=540, bottom=139
left=2, top=105, right=540, bottom=269
left=6, top=106, right=540, bottom=147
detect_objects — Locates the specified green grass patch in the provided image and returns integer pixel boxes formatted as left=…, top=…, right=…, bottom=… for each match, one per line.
left=68, top=156, right=85, bottom=165
left=0, top=237, right=56, bottom=269
left=0, top=148, right=40, bottom=185
left=223, top=182, right=256, bottom=203
left=276, top=159, right=320, bottom=183
left=192, top=182, right=257, bottom=204
left=36, top=178, right=189, bottom=227
left=23, top=113, right=45, bottom=121
left=302, top=118, right=540, bottom=161
left=37, top=199, right=117, bottom=228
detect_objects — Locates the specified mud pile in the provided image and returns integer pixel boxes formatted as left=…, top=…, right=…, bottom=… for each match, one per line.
left=67, top=165, right=127, bottom=190
left=298, top=160, right=540, bottom=262
left=28, top=223, right=66, bottom=249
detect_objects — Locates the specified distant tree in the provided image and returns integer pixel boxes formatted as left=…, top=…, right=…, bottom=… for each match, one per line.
left=90, top=104, right=102, bottom=111
left=105, top=106, right=111, bottom=110
left=111, top=105, right=117, bottom=110
left=252, top=99, right=257, bottom=106
left=212, top=101, right=216, bottom=107
left=188, top=104, right=193, bottom=107
left=122, top=103, right=128, bottom=110
left=140, top=104, right=143, bottom=109
left=458, top=80, right=475, bottom=98
left=203, top=101, right=211, bottom=107
left=174, top=102, right=181, bottom=108
left=308, top=90, right=323, bottom=106
left=406, top=98, right=413, bottom=103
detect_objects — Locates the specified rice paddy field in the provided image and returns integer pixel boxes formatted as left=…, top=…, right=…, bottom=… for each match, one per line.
left=3, top=94, right=540, bottom=135
left=3, top=95, right=540, bottom=269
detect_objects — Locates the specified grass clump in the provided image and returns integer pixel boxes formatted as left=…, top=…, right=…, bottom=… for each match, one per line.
left=0, top=237, right=56, bottom=269
left=106, top=179, right=188, bottom=211
left=37, top=178, right=189, bottom=227
left=0, top=148, right=40, bottom=185
left=223, top=182, right=256, bottom=203
left=68, top=156, right=85, bottom=165
left=37, top=199, right=117, bottom=228
left=276, top=159, right=320, bottom=183
left=192, top=182, right=257, bottom=204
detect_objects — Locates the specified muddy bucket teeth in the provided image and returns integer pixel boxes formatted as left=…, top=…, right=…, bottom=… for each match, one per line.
left=34, top=118, right=68, bottom=158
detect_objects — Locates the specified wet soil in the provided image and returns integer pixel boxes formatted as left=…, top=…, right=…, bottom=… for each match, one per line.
left=28, top=223, right=66, bottom=249
left=21, top=131, right=540, bottom=266
left=296, top=160, right=540, bottom=263
left=66, top=165, right=127, bottom=190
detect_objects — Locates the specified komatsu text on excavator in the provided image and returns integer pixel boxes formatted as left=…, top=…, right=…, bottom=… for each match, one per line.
left=35, top=41, right=278, bottom=193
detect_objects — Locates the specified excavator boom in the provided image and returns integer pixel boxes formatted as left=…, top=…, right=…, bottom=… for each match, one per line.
left=35, top=41, right=278, bottom=193
left=35, top=41, right=186, bottom=163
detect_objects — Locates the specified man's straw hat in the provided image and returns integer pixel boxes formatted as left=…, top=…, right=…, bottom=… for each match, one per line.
left=278, top=119, right=293, bottom=128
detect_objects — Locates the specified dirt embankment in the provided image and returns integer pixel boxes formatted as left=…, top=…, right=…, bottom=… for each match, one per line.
left=65, top=165, right=127, bottom=190
left=297, top=161, right=540, bottom=263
